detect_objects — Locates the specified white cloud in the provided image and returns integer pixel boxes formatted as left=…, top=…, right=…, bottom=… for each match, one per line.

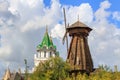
left=0, top=45, right=12, bottom=57
left=95, top=0, right=111, bottom=22
left=18, top=0, right=61, bottom=32
left=0, top=0, right=9, bottom=12
left=20, top=0, right=42, bottom=8
left=51, top=3, right=94, bottom=40
left=66, top=3, right=93, bottom=25
left=114, top=49, right=120, bottom=56
left=100, top=0, right=111, bottom=9
left=21, top=17, right=41, bottom=32
left=0, top=19, right=4, bottom=25
left=113, top=11, right=120, bottom=21
left=51, top=24, right=65, bottom=39
left=88, top=1, right=120, bottom=68
left=0, top=1, right=62, bottom=77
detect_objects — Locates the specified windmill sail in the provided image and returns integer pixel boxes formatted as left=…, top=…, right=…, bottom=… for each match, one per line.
left=63, top=8, right=68, bottom=53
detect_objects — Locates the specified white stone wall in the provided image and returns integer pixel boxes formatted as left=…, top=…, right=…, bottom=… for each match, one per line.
left=34, top=50, right=56, bottom=67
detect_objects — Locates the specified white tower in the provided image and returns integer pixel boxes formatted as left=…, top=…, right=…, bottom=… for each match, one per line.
left=34, top=27, right=59, bottom=67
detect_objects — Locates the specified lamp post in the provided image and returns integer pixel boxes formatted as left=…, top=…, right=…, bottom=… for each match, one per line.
left=24, top=59, right=29, bottom=80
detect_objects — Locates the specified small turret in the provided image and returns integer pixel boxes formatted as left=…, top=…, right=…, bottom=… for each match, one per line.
left=2, top=68, right=11, bottom=80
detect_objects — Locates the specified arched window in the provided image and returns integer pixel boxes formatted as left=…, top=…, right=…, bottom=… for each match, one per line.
left=50, top=46, right=53, bottom=50
left=43, top=46, right=46, bottom=50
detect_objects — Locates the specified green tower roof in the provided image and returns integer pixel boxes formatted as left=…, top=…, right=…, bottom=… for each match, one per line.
left=37, top=28, right=56, bottom=49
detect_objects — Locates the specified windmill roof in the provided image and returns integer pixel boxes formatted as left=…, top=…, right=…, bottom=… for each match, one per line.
left=69, top=21, right=89, bottom=28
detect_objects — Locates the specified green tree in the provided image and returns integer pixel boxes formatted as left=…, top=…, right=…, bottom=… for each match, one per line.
left=30, top=57, right=70, bottom=80
left=30, top=61, right=120, bottom=80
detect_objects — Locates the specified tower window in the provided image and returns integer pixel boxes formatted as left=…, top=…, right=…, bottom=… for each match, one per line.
left=50, top=52, right=52, bottom=57
left=39, top=52, right=41, bottom=57
left=44, top=51, right=46, bottom=57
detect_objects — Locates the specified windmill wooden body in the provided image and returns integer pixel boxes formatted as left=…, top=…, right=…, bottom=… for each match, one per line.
left=66, top=21, right=93, bottom=74
left=62, top=8, right=93, bottom=74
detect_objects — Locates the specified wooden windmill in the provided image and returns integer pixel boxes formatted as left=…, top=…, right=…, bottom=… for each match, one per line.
left=63, top=8, right=93, bottom=74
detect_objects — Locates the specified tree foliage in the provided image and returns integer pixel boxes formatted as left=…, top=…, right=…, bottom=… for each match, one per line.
left=68, top=65, right=120, bottom=80
left=29, top=58, right=120, bottom=80
left=30, top=57, right=70, bottom=80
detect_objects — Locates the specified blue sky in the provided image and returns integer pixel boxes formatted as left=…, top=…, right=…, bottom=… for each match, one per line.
left=0, top=0, right=120, bottom=79
left=45, top=0, right=120, bottom=11
left=44, top=0, right=120, bottom=27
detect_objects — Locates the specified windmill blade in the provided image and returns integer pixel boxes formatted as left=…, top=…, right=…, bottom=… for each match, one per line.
left=63, top=8, right=67, bottom=28
left=62, top=31, right=67, bottom=44
left=63, top=8, right=69, bottom=53
left=66, top=24, right=69, bottom=53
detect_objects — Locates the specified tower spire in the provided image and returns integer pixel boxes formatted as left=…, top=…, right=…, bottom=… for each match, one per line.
left=50, top=33, right=53, bottom=45
left=46, top=25, right=48, bottom=33
left=3, top=68, right=11, bottom=80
